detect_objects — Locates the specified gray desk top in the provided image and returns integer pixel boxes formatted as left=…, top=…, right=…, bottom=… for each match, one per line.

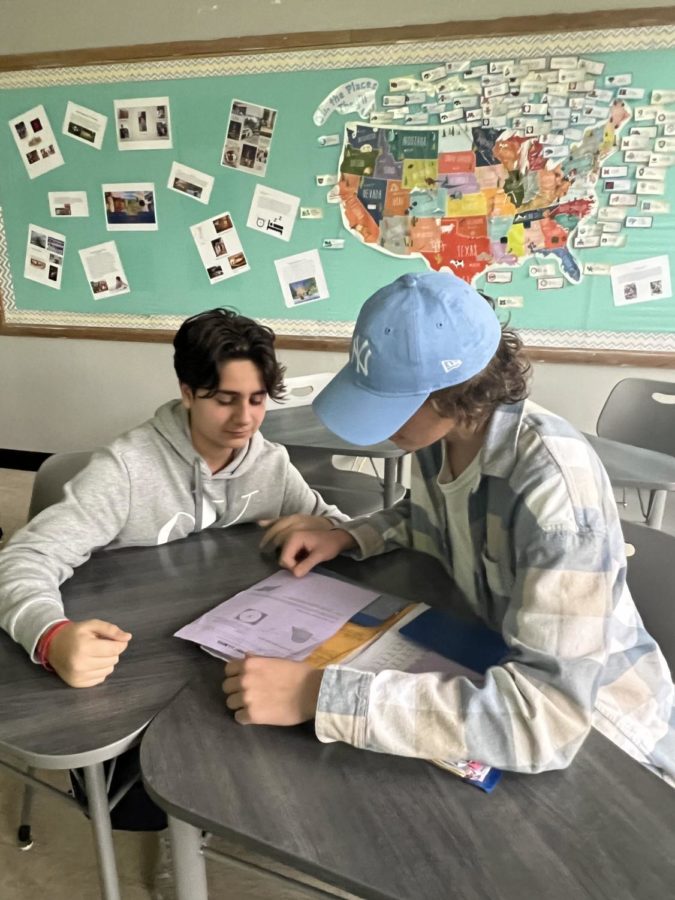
left=142, top=664, right=675, bottom=900
left=0, top=528, right=283, bottom=766
left=585, top=433, right=675, bottom=491
left=0, top=526, right=454, bottom=768
left=261, top=406, right=404, bottom=458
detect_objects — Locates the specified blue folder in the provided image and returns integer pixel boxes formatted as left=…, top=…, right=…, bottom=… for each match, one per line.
left=398, top=607, right=509, bottom=675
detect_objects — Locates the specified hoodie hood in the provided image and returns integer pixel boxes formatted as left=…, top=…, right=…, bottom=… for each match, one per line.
left=150, top=399, right=268, bottom=531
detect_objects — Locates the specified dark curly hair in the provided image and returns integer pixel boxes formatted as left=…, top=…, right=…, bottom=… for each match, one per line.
left=173, top=308, right=285, bottom=400
left=428, top=295, right=531, bottom=428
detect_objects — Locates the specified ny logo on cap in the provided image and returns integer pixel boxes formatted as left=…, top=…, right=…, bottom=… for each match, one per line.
left=441, top=359, right=462, bottom=373
left=351, top=335, right=372, bottom=376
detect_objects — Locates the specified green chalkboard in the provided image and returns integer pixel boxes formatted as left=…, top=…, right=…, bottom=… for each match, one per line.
left=0, top=12, right=674, bottom=362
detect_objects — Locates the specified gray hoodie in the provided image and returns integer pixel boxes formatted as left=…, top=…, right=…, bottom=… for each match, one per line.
left=0, top=400, right=348, bottom=659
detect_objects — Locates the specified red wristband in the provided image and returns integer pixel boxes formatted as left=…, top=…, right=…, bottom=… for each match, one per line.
left=37, top=620, right=70, bottom=671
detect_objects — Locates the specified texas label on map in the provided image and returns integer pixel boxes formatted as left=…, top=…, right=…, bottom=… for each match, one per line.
left=335, top=110, right=625, bottom=285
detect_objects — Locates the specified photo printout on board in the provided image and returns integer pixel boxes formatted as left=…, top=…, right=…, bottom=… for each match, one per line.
left=610, top=255, right=672, bottom=306
left=79, top=240, right=130, bottom=299
left=274, top=249, right=329, bottom=308
left=62, top=101, right=107, bottom=150
left=102, top=183, right=158, bottom=231
left=8, top=105, right=64, bottom=179
left=24, top=223, right=65, bottom=289
left=190, top=211, right=250, bottom=284
left=114, top=97, right=172, bottom=150
left=221, top=99, right=277, bottom=176
left=48, top=191, right=89, bottom=218
left=167, top=161, right=214, bottom=205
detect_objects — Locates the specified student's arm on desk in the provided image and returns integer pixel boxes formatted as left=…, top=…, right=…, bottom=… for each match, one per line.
left=315, top=526, right=617, bottom=775
left=0, top=449, right=132, bottom=684
left=275, top=500, right=415, bottom=576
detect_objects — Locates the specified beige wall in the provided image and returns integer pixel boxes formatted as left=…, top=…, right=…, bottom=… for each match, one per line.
left=1, top=1, right=673, bottom=451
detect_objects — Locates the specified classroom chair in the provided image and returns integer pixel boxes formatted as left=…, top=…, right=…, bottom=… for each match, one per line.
left=27, top=450, right=93, bottom=518
left=267, top=372, right=406, bottom=516
left=18, top=449, right=157, bottom=851
left=621, top=520, right=675, bottom=670
left=585, top=378, right=675, bottom=530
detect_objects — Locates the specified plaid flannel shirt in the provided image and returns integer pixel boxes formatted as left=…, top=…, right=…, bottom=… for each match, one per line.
left=315, top=400, right=675, bottom=785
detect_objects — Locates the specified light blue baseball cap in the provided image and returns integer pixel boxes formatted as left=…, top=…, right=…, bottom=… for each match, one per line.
left=313, top=271, right=502, bottom=446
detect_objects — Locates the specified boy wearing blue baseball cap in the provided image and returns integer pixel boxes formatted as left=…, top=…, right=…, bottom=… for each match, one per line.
left=223, top=271, right=674, bottom=786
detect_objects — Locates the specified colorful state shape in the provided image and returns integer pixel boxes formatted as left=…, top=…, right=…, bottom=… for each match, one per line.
left=493, top=135, right=530, bottom=172
left=357, top=177, right=388, bottom=224
left=431, top=215, right=492, bottom=282
left=388, top=129, right=439, bottom=161
left=402, top=158, right=439, bottom=190
left=438, top=172, right=480, bottom=194
left=474, top=164, right=507, bottom=191
left=383, top=180, right=411, bottom=216
left=472, top=127, right=504, bottom=166
left=438, top=150, right=476, bottom=174
left=342, top=192, right=380, bottom=243
left=341, top=144, right=380, bottom=177
left=346, top=124, right=381, bottom=149
left=446, top=192, right=488, bottom=217
left=410, top=216, right=442, bottom=253
left=379, top=215, right=411, bottom=255
left=408, top=187, right=447, bottom=216
left=338, top=172, right=361, bottom=199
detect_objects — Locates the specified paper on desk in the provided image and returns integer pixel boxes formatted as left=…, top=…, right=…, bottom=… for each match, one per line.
left=175, top=570, right=380, bottom=660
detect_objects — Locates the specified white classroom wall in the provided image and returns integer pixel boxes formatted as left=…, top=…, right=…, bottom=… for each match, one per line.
left=1, top=1, right=673, bottom=452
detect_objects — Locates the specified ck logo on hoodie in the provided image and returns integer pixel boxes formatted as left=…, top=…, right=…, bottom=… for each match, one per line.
left=351, top=334, right=372, bottom=377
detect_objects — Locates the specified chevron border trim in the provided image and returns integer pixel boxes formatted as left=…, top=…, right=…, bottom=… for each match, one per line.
left=0, top=207, right=16, bottom=312
left=3, top=305, right=674, bottom=351
left=0, top=26, right=673, bottom=88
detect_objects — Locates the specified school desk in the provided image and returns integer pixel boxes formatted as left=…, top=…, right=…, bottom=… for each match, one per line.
left=139, top=533, right=675, bottom=900
left=260, top=405, right=405, bottom=507
left=0, top=523, right=455, bottom=900
left=584, top=433, right=675, bottom=529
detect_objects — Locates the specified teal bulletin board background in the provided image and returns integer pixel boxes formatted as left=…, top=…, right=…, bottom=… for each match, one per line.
left=0, top=21, right=674, bottom=355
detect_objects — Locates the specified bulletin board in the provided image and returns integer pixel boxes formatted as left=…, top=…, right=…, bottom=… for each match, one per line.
left=0, top=8, right=674, bottom=365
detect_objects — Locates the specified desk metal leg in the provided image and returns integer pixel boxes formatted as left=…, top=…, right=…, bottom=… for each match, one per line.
left=646, top=490, right=667, bottom=529
left=84, top=764, right=120, bottom=900
left=383, top=458, right=397, bottom=508
left=169, top=816, right=208, bottom=900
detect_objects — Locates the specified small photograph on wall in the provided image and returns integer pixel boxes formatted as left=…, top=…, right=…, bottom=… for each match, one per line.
left=114, top=97, right=172, bottom=150
left=9, top=105, right=64, bottom=179
left=24, top=223, right=65, bottom=289
left=62, top=101, right=107, bottom=150
left=102, top=183, right=158, bottom=231
left=221, top=99, right=277, bottom=177
left=190, top=210, right=250, bottom=284
left=79, top=240, right=130, bottom=299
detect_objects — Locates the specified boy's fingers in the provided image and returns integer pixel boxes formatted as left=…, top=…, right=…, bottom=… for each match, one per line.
left=281, top=548, right=323, bottom=578
left=88, top=620, right=132, bottom=641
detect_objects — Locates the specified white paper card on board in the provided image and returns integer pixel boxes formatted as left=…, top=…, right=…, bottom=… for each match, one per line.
left=114, top=97, right=171, bottom=150
left=62, top=102, right=107, bottom=150
left=610, top=256, right=672, bottom=307
left=48, top=191, right=89, bottom=218
left=247, top=184, right=299, bottom=242
left=79, top=240, right=130, bottom=299
left=275, top=249, right=329, bottom=308
left=24, top=224, right=65, bottom=290
left=190, top=211, right=250, bottom=284
left=9, top=105, right=64, bottom=179
left=167, top=161, right=214, bottom=205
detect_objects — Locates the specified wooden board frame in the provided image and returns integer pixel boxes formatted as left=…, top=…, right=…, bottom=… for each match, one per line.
left=1, top=6, right=675, bottom=366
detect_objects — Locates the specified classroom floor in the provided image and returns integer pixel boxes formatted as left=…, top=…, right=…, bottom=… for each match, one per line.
left=1, top=468, right=674, bottom=899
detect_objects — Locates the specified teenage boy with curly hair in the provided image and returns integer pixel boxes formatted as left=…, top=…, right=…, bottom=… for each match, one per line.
left=224, top=272, right=674, bottom=787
